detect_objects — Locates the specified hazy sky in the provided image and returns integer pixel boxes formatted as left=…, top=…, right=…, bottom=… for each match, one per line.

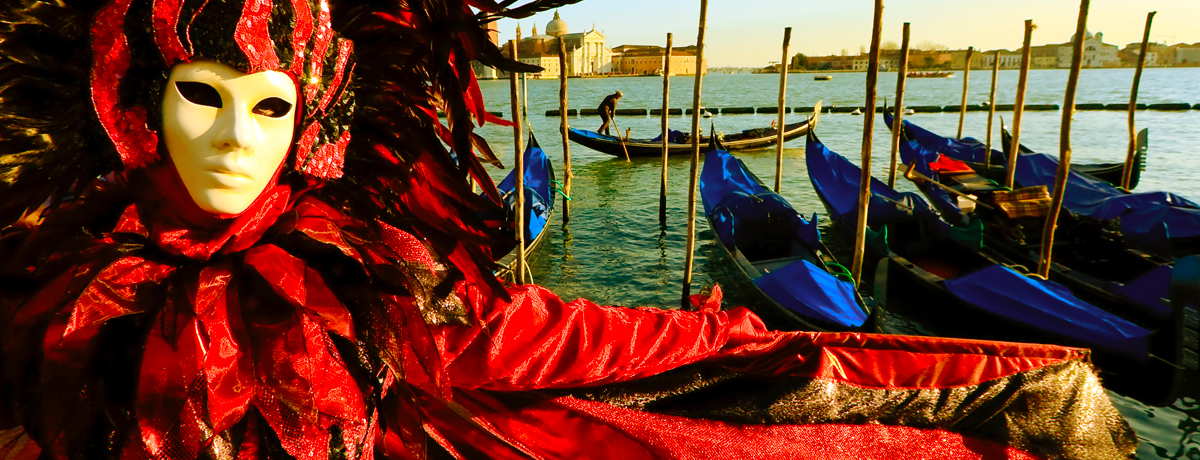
left=493, top=0, right=1200, bottom=67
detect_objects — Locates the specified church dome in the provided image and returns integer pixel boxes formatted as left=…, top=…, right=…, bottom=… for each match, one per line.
left=546, top=11, right=568, bottom=37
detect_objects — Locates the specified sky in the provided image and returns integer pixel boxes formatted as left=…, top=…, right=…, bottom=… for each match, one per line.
left=492, top=0, right=1200, bottom=67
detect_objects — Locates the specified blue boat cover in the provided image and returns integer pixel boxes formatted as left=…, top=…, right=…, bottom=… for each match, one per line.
left=887, top=112, right=1200, bottom=252
left=754, top=259, right=867, bottom=328
left=884, top=111, right=1002, bottom=166
left=700, top=148, right=865, bottom=329
left=570, top=127, right=655, bottom=143
left=700, top=149, right=821, bottom=248
left=1013, top=153, right=1200, bottom=243
left=1108, top=264, right=1173, bottom=321
left=497, top=139, right=554, bottom=242
left=893, top=118, right=1176, bottom=315
left=651, top=129, right=686, bottom=144
left=805, top=135, right=943, bottom=228
left=943, top=265, right=1151, bottom=362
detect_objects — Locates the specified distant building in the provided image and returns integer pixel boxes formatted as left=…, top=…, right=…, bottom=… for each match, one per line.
left=610, top=45, right=704, bottom=76
left=852, top=50, right=900, bottom=71
left=497, top=12, right=613, bottom=78
left=1119, top=42, right=1175, bottom=67
left=1177, top=44, right=1200, bottom=65
left=1056, top=31, right=1119, bottom=68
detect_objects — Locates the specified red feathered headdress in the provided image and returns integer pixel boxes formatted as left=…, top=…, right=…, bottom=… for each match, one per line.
left=90, top=0, right=355, bottom=178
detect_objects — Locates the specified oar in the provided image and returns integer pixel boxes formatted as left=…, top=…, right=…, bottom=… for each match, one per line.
left=902, top=159, right=995, bottom=211
left=609, top=115, right=631, bottom=162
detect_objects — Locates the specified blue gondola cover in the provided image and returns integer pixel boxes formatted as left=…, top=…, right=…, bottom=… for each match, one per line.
left=701, top=148, right=865, bottom=329
left=942, top=265, right=1152, bottom=362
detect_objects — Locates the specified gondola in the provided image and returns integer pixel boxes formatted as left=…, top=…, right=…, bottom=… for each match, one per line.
left=891, top=115, right=1178, bottom=324
left=907, top=71, right=954, bottom=78
left=884, top=110, right=1147, bottom=190
left=567, top=117, right=814, bottom=158
left=886, top=111, right=1200, bottom=258
left=488, top=133, right=556, bottom=283
left=805, top=131, right=1197, bottom=406
left=699, top=135, right=873, bottom=331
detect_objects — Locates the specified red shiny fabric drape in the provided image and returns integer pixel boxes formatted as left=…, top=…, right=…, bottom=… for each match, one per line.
left=0, top=194, right=1133, bottom=460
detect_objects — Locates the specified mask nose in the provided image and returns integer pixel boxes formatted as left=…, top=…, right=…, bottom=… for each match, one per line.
left=212, top=104, right=255, bottom=152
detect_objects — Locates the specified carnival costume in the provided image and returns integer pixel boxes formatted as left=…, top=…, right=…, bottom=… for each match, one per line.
left=0, top=0, right=1136, bottom=459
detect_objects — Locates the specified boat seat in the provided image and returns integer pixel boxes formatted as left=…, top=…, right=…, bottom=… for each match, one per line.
left=943, top=173, right=1007, bottom=195
left=733, top=214, right=797, bottom=263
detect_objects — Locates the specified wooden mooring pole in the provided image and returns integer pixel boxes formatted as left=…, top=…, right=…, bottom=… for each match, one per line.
left=558, top=37, right=572, bottom=224
left=957, top=46, right=973, bottom=138
left=1038, top=0, right=1089, bottom=279
left=681, top=0, right=708, bottom=307
left=660, top=33, right=673, bottom=225
left=774, top=27, right=791, bottom=192
left=1123, top=11, right=1155, bottom=190
left=1005, top=20, right=1034, bottom=189
left=852, top=0, right=884, bottom=286
left=887, top=22, right=910, bottom=189
left=984, top=50, right=1000, bottom=168
left=508, top=38, right=526, bottom=283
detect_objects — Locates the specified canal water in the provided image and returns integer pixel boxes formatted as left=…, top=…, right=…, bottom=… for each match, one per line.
left=474, top=68, right=1200, bottom=457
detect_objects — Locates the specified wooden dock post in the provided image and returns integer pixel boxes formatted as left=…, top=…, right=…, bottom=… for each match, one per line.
left=660, top=33, right=673, bottom=225
left=508, top=38, right=526, bottom=283
left=957, top=46, right=973, bottom=138
left=852, top=0, right=884, bottom=286
left=774, top=27, right=792, bottom=192
left=558, top=37, right=572, bottom=224
left=984, top=50, right=1000, bottom=168
left=1123, top=12, right=1155, bottom=190
left=887, top=22, right=910, bottom=189
left=1038, top=0, right=1089, bottom=279
left=1005, top=20, right=1034, bottom=189
left=682, top=0, right=708, bottom=307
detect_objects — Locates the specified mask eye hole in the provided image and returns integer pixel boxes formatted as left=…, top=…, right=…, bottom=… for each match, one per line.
left=252, top=97, right=293, bottom=118
left=175, top=81, right=222, bottom=108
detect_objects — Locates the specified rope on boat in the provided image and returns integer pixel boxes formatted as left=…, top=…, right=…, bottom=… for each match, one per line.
left=551, top=180, right=571, bottom=200
left=823, top=262, right=856, bottom=286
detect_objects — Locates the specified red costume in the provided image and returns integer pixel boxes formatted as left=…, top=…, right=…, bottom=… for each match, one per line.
left=0, top=0, right=1134, bottom=459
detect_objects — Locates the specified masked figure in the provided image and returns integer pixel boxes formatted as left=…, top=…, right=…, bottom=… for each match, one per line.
left=0, top=1, right=1135, bottom=459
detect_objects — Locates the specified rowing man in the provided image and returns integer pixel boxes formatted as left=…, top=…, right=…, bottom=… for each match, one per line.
left=597, top=90, right=622, bottom=135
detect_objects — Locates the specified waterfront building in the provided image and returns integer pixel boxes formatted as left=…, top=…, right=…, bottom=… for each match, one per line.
left=1055, top=31, right=1119, bottom=68
left=610, top=45, right=704, bottom=76
left=1177, top=45, right=1200, bottom=66
left=851, top=50, right=900, bottom=71
left=495, top=12, right=613, bottom=78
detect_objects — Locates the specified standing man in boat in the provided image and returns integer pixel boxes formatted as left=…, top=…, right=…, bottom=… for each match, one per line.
left=598, top=90, right=622, bottom=135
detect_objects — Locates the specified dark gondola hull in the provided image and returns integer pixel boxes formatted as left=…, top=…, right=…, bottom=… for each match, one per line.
left=805, top=131, right=1197, bottom=406
left=489, top=134, right=556, bottom=283
left=568, top=119, right=814, bottom=158
left=700, top=144, right=871, bottom=332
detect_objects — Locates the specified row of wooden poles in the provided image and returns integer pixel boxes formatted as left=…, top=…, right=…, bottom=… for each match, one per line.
left=502, top=0, right=1156, bottom=307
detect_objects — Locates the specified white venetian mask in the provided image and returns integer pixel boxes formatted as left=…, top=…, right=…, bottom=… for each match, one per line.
left=162, top=61, right=298, bottom=216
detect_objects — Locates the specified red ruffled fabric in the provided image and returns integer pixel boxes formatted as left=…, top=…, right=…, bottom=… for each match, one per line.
left=2, top=175, right=1124, bottom=460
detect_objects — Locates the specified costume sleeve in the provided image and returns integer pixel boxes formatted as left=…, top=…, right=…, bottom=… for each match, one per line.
left=432, top=283, right=781, bottom=391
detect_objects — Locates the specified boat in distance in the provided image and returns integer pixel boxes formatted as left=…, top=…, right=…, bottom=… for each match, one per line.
left=907, top=71, right=954, bottom=78
left=567, top=118, right=814, bottom=158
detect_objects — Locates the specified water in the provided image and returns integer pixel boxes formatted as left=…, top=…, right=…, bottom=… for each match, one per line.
left=475, top=68, right=1200, bottom=457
